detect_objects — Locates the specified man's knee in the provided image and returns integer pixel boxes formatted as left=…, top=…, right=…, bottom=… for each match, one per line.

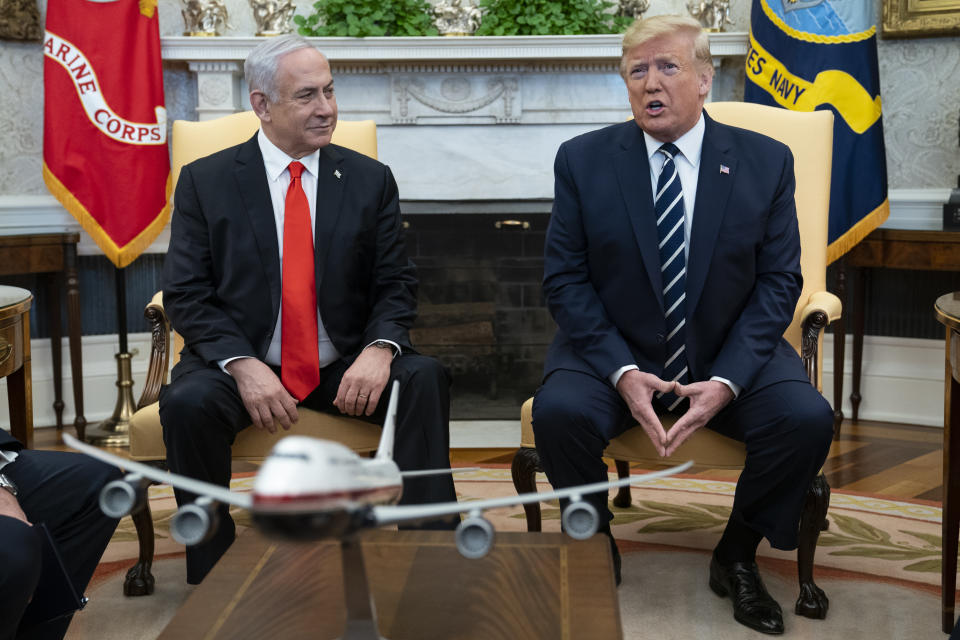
left=160, top=374, right=240, bottom=442
left=774, top=388, right=833, bottom=459
left=796, top=394, right=834, bottom=455
left=532, top=386, right=592, bottom=445
left=158, top=379, right=203, bottom=427
left=398, top=354, right=449, bottom=389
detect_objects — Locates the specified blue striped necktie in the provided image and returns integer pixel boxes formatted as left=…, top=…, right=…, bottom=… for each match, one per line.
left=654, top=143, right=689, bottom=412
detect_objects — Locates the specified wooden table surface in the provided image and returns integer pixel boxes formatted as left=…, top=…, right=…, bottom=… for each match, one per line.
left=158, top=529, right=621, bottom=640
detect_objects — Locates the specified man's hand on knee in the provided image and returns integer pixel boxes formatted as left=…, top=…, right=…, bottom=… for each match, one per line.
left=226, top=358, right=299, bottom=433
left=617, top=370, right=674, bottom=457
left=334, top=347, right=392, bottom=417
left=665, top=380, right=734, bottom=456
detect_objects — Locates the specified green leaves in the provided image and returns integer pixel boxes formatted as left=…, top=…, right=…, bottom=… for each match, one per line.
left=817, top=512, right=942, bottom=573
left=295, top=0, right=439, bottom=38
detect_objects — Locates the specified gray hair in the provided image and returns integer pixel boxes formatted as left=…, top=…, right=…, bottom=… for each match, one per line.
left=244, top=34, right=318, bottom=102
left=620, top=15, right=713, bottom=78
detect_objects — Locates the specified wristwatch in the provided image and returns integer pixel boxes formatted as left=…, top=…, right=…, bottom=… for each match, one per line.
left=370, top=340, right=395, bottom=353
left=0, top=473, right=18, bottom=497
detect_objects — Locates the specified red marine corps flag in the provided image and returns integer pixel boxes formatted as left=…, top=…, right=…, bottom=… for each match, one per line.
left=43, top=0, right=170, bottom=268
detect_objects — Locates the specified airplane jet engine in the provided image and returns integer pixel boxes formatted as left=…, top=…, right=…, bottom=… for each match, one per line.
left=170, top=496, right=220, bottom=546
left=99, top=473, right=149, bottom=519
left=561, top=499, right=599, bottom=540
left=455, top=513, right=495, bottom=559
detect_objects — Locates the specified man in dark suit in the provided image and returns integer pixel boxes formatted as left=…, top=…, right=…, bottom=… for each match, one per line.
left=0, top=431, right=120, bottom=639
left=160, top=35, right=457, bottom=585
left=532, top=15, right=833, bottom=634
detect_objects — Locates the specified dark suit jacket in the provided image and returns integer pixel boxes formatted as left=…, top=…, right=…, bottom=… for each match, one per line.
left=543, top=113, right=808, bottom=394
left=163, top=134, right=418, bottom=378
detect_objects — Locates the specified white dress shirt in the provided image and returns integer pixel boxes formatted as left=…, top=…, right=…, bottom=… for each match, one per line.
left=609, top=115, right=741, bottom=398
left=0, top=448, right=18, bottom=473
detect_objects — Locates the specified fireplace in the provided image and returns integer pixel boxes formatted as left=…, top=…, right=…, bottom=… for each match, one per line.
left=403, top=203, right=553, bottom=419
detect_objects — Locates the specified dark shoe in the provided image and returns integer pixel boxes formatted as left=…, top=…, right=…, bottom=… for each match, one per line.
left=709, top=551, right=783, bottom=635
left=606, top=532, right=622, bottom=587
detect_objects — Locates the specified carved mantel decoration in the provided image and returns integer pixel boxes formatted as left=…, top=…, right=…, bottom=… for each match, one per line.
left=181, top=0, right=229, bottom=36
left=392, top=75, right=520, bottom=124
left=248, top=0, right=296, bottom=36
left=432, top=0, right=483, bottom=36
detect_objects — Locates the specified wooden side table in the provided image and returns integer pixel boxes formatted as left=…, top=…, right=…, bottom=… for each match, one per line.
left=935, top=291, right=960, bottom=633
left=0, top=286, right=33, bottom=447
left=0, top=233, right=85, bottom=438
left=844, top=229, right=960, bottom=422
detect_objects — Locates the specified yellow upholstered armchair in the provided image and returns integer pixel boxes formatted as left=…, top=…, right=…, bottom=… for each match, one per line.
left=512, top=102, right=841, bottom=619
left=122, top=112, right=383, bottom=596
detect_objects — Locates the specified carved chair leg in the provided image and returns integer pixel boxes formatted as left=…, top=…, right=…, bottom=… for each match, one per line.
left=795, top=473, right=830, bottom=619
left=124, top=494, right=157, bottom=596
left=511, top=447, right=543, bottom=532
left=612, top=459, right=632, bottom=508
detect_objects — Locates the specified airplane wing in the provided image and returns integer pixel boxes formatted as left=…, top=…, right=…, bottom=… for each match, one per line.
left=400, top=467, right=481, bottom=478
left=63, top=434, right=252, bottom=509
left=371, top=460, right=693, bottom=527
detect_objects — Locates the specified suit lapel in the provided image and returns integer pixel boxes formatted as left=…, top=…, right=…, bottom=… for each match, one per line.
left=615, top=124, right=664, bottom=312
left=234, top=135, right=282, bottom=322
left=314, top=145, right=346, bottom=286
left=686, top=114, right=736, bottom=316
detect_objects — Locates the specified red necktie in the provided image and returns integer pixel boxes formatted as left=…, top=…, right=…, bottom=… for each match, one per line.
left=280, top=161, right=320, bottom=400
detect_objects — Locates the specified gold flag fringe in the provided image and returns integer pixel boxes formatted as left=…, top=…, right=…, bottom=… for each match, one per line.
left=139, top=0, right=158, bottom=19
left=826, top=198, right=890, bottom=265
left=43, top=162, right=171, bottom=269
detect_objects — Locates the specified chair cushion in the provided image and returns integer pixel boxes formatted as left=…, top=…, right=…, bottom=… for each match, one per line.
left=128, top=402, right=381, bottom=462
left=520, top=397, right=746, bottom=470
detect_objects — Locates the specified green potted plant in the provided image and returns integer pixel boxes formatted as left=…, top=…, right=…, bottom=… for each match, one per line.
left=474, top=0, right=632, bottom=36
left=294, top=0, right=439, bottom=37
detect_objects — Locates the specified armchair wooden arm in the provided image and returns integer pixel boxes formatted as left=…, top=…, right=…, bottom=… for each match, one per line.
left=137, top=291, right=170, bottom=410
left=799, top=291, right=842, bottom=389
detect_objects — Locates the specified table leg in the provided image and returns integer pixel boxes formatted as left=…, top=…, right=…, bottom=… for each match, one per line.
left=942, top=329, right=960, bottom=633
left=7, top=310, right=32, bottom=448
left=46, top=273, right=64, bottom=432
left=851, top=266, right=867, bottom=423
left=832, top=261, right=846, bottom=440
left=64, top=243, right=86, bottom=440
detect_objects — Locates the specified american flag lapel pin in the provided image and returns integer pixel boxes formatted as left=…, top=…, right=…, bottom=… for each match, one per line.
left=334, top=169, right=342, bottom=179
left=719, top=164, right=730, bottom=175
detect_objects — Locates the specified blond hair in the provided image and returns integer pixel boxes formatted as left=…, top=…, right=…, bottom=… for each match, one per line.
left=620, top=15, right=713, bottom=78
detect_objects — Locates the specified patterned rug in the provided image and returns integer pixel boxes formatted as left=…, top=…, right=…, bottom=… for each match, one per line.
left=99, top=466, right=943, bottom=593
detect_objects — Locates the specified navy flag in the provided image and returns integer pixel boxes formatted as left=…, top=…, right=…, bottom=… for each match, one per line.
left=745, top=0, right=888, bottom=263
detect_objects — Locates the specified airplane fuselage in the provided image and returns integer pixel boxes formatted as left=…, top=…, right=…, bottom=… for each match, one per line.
left=250, top=437, right=403, bottom=540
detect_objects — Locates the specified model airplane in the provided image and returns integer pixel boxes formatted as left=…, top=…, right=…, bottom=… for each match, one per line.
left=64, top=381, right=692, bottom=559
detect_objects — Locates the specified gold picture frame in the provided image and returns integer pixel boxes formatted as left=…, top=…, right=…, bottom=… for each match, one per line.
left=883, top=0, right=960, bottom=38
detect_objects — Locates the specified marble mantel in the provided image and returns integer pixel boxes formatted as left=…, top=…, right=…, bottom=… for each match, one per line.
left=164, top=33, right=749, bottom=121
left=162, top=33, right=750, bottom=204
